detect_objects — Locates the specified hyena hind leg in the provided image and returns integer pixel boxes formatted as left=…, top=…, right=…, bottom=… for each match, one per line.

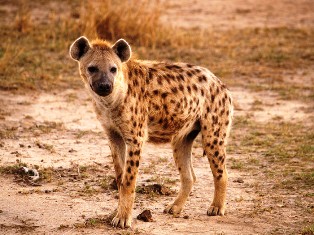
left=164, top=128, right=200, bottom=217
left=201, top=113, right=232, bottom=216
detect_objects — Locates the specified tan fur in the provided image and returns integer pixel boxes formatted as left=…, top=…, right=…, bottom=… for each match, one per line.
left=70, top=37, right=234, bottom=228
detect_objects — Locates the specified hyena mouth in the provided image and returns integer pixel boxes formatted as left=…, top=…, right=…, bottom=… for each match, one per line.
left=91, top=82, right=113, bottom=97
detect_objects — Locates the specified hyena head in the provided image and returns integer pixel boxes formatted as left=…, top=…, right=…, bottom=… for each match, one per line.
left=69, top=36, right=131, bottom=97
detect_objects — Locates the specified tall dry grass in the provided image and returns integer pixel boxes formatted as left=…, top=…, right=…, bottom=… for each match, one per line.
left=77, top=0, right=205, bottom=49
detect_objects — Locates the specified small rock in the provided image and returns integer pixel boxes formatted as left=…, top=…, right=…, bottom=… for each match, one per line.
left=233, top=178, right=244, bottom=183
left=183, top=215, right=189, bottom=219
left=137, top=209, right=153, bottom=222
left=136, top=184, right=172, bottom=195
left=68, top=148, right=76, bottom=153
left=19, top=143, right=25, bottom=148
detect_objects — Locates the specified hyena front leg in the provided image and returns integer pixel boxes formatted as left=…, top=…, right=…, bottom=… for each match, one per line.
left=107, top=129, right=126, bottom=188
left=111, top=137, right=143, bottom=228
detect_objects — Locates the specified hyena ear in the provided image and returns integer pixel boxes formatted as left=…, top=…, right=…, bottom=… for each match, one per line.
left=69, top=36, right=91, bottom=61
left=112, top=39, right=131, bottom=62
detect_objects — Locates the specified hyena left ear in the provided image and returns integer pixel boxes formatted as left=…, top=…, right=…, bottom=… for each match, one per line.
left=112, top=39, right=131, bottom=62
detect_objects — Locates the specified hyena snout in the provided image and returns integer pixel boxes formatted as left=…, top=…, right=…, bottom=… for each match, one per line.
left=92, top=79, right=113, bottom=96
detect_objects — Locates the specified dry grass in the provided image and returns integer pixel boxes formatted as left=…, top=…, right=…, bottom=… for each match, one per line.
left=1, top=0, right=313, bottom=100
left=229, top=116, right=314, bottom=190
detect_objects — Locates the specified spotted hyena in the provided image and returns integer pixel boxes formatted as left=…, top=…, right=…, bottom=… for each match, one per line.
left=69, top=36, right=233, bottom=228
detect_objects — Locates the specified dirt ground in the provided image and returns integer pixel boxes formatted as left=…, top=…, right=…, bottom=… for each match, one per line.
left=0, top=0, right=313, bottom=234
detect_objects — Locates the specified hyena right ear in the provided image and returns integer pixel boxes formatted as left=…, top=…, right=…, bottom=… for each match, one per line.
left=69, top=36, right=91, bottom=61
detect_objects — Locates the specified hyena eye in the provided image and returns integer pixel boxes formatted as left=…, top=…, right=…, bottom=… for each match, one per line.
left=87, top=66, right=99, bottom=73
left=110, top=67, right=117, bottom=73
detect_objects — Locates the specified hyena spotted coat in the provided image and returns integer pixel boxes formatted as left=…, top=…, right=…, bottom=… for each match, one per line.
left=69, top=37, right=233, bottom=228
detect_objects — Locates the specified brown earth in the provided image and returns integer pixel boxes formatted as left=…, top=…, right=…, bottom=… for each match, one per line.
left=0, top=0, right=313, bottom=234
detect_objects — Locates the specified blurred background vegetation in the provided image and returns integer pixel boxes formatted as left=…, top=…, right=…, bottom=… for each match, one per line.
left=0, top=0, right=313, bottom=103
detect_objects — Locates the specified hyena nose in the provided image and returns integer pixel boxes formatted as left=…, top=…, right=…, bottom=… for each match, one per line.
left=99, top=83, right=112, bottom=93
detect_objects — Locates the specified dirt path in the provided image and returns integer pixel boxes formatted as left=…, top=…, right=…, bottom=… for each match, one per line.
left=163, top=0, right=314, bottom=29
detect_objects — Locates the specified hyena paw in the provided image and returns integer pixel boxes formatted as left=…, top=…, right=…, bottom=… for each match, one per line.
left=207, top=205, right=225, bottom=216
left=111, top=212, right=132, bottom=229
left=163, top=203, right=183, bottom=217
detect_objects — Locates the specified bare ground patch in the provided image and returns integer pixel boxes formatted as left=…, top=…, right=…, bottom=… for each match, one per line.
left=0, top=86, right=313, bottom=234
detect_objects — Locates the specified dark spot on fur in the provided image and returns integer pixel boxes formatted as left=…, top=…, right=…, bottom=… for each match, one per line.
left=211, top=94, right=215, bottom=102
left=129, top=151, right=133, bottom=157
left=134, top=150, right=140, bottom=155
left=213, top=139, right=218, bottom=145
left=218, top=169, right=223, bottom=174
left=127, top=167, right=131, bottom=173
left=186, top=71, right=193, bottom=77
left=214, top=130, right=220, bottom=137
left=217, top=175, right=222, bottom=180
left=171, top=87, right=178, bottom=93
left=161, top=92, right=168, bottom=99
left=157, top=77, right=163, bottom=85
left=136, top=160, right=139, bottom=167
left=214, top=151, right=219, bottom=157
left=179, top=84, right=184, bottom=92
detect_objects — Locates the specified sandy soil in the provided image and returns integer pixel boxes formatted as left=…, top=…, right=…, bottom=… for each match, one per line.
left=1, top=0, right=313, bottom=234
left=0, top=86, right=311, bottom=234
left=163, top=0, right=314, bottom=29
